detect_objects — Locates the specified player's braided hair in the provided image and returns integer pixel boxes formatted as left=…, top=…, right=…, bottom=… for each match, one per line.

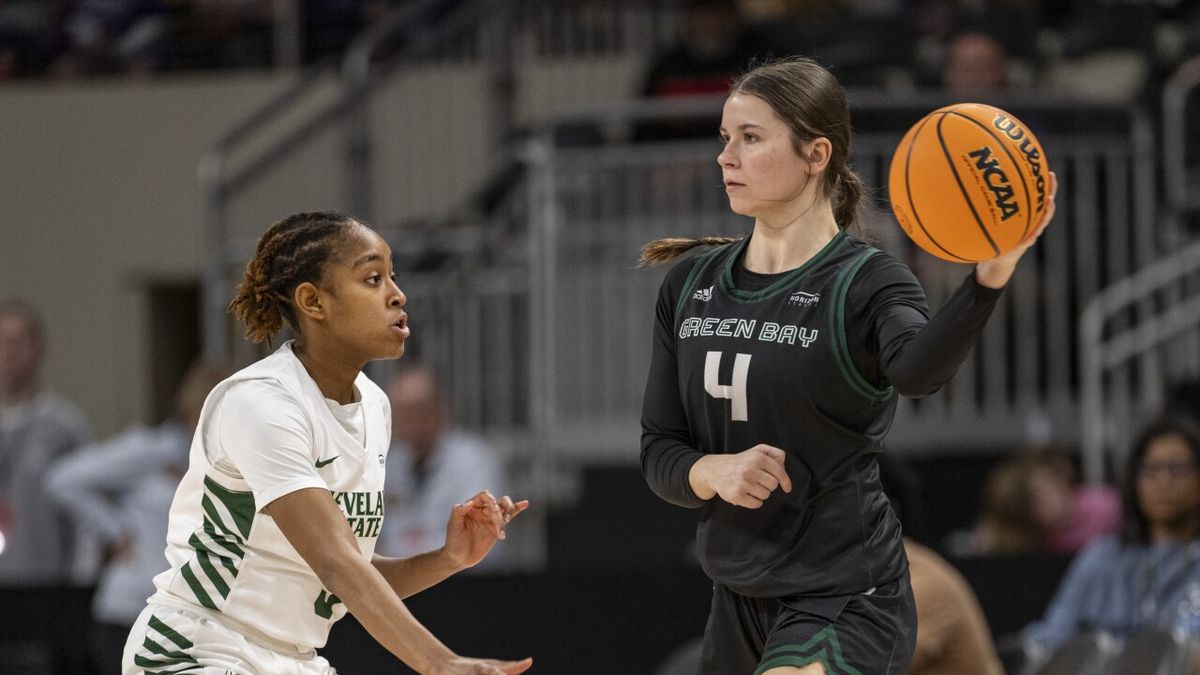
left=228, top=211, right=359, bottom=344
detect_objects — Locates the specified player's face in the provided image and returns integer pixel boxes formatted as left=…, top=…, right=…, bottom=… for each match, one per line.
left=320, top=227, right=409, bottom=362
left=0, top=312, right=41, bottom=389
left=717, top=93, right=813, bottom=219
left=1136, top=433, right=1200, bottom=529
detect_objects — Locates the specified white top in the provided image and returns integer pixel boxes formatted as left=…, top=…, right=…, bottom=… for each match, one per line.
left=44, top=422, right=190, bottom=625
left=149, top=342, right=390, bottom=654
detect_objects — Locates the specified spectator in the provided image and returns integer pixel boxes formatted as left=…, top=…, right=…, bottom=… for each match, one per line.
left=376, top=364, right=511, bottom=568
left=942, top=29, right=1010, bottom=94
left=946, top=450, right=1120, bottom=556
left=634, top=0, right=767, bottom=141
left=44, top=361, right=229, bottom=675
left=0, top=298, right=93, bottom=584
left=878, top=454, right=1005, bottom=675
left=55, top=0, right=168, bottom=76
left=1023, top=416, right=1200, bottom=652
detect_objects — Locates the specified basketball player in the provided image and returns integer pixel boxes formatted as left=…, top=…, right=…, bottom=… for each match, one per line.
left=123, top=212, right=531, bottom=675
left=639, top=56, right=1057, bottom=675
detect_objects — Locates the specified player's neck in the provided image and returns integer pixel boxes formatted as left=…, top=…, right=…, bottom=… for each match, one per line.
left=746, top=208, right=839, bottom=274
left=292, top=339, right=362, bottom=405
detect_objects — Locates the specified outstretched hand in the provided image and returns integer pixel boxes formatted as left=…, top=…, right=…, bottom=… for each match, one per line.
left=442, top=490, right=528, bottom=569
left=975, top=170, right=1058, bottom=289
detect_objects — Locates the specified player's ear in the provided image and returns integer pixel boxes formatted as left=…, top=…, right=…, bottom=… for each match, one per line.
left=802, top=137, right=832, bottom=174
left=293, top=282, right=326, bottom=321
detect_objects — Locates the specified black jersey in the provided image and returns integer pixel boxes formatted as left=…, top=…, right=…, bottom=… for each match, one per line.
left=641, top=230, right=1003, bottom=598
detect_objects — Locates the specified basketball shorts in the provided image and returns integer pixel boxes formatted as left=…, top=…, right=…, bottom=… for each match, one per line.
left=699, top=575, right=917, bottom=675
left=122, top=603, right=338, bottom=675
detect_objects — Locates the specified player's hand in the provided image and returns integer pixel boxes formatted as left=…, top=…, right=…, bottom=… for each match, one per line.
left=429, top=656, right=533, bottom=675
left=690, top=444, right=792, bottom=508
left=441, top=490, right=529, bottom=569
left=975, top=171, right=1057, bottom=289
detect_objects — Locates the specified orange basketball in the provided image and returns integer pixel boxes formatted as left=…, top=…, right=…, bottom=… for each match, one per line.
left=887, top=103, right=1051, bottom=262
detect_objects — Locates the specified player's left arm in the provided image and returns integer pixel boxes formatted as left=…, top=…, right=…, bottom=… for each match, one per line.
left=372, top=491, right=528, bottom=599
left=976, top=171, right=1058, bottom=288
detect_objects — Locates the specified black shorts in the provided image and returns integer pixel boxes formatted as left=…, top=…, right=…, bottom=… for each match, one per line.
left=699, top=576, right=916, bottom=675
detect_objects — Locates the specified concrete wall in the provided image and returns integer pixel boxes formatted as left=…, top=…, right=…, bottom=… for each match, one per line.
left=0, top=73, right=297, bottom=436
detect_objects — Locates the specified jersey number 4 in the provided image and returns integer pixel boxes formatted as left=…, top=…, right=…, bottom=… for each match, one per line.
left=705, top=351, right=751, bottom=422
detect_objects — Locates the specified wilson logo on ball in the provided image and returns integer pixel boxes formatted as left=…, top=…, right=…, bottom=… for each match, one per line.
left=993, top=114, right=1048, bottom=212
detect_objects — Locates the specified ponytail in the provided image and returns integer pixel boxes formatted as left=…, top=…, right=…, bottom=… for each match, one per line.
left=637, top=235, right=742, bottom=268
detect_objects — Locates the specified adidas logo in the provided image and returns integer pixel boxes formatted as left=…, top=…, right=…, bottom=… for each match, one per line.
left=789, top=291, right=820, bottom=307
left=693, top=286, right=713, bottom=302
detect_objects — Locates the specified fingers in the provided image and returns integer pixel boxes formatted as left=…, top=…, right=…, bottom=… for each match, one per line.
left=488, top=657, right=533, bottom=674
left=755, top=445, right=792, bottom=493
left=463, top=491, right=529, bottom=539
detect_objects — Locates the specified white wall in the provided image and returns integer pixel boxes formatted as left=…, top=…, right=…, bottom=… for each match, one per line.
left=0, top=73, right=297, bottom=436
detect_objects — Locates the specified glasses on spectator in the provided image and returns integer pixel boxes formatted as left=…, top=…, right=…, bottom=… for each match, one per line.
left=1137, top=460, right=1199, bottom=480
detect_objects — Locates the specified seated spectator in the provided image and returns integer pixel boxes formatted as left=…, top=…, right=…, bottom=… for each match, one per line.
left=1022, top=416, right=1200, bottom=652
left=376, top=364, right=512, bottom=568
left=877, top=454, right=1005, bottom=675
left=634, top=0, right=767, bottom=141
left=55, top=0, right=169, bottom=76
left=44, top=361, right=228, bottom=675
left=946, top=449, right=1120, bottom=556
left=0, top=298, right=94, bottom=585
left=942, top=29, right=1010, bottom=94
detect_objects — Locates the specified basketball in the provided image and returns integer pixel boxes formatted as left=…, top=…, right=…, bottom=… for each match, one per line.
left=887, top=103, right=1051, bottom=263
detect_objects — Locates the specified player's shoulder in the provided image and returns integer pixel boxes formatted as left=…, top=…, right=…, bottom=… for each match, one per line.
left=843, top=238, right=919, bottom=286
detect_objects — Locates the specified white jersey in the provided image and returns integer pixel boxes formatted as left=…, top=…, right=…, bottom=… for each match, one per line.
left=149, top=341, right=389, bottom=654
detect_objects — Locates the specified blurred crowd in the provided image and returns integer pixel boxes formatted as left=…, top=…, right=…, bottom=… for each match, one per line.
left=0, top=0, right=1196, bottom=105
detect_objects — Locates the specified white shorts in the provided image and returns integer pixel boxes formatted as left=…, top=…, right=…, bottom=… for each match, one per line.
left=121, top=603, right=338, bottom=675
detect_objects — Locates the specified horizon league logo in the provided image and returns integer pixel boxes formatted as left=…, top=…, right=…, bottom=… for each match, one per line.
left=693, top=286, right=713, bottom=302
left=789, top=291, right=819, bottom=307
left=964, top=114, right=1048, bottom=223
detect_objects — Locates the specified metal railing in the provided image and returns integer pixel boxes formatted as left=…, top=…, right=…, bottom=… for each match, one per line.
left=201, top=0, right=684, bottom=364
left=506, top=94, right=1161, bottom=465
left=1080, top=241, right=1200, bottom=484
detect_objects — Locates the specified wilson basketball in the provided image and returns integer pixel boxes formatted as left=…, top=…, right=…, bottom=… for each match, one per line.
left=888, top=103, right=1051, bottom=262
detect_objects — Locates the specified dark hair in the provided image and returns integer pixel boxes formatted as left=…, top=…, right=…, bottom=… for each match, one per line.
left=228, top=212, right=361, bottom=344
left=0, top=298, right=46, bottom=348
left=1120, top=415, right=1200, bottom=546
left=638, top=56, right=864, bottom=267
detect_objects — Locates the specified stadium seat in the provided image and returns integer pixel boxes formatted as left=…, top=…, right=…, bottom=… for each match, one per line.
left=1028, top=632, right=1118, bottom=675
left=1100, top=629, right=1192, bottom=675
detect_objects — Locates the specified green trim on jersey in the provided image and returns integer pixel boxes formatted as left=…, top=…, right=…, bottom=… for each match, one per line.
left=203, top=476, right=255, bottom=538
left=754, top=626, right=864, bottom=675
left=181, top=477, right=254, bottom=611
left=720, top=230, right=850, bottom=303
left=134, top=614, right=200, bottom=673
left=830, top=248, right=896, bottom=402
left=674, top=243, right=734, bottom=323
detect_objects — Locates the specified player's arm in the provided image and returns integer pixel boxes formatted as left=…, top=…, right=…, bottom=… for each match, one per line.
left=372, top=490, right=528, bottom=599
left=267, top=489, right=531, bottom=675
left=641, top=258, right=710, bottom=508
